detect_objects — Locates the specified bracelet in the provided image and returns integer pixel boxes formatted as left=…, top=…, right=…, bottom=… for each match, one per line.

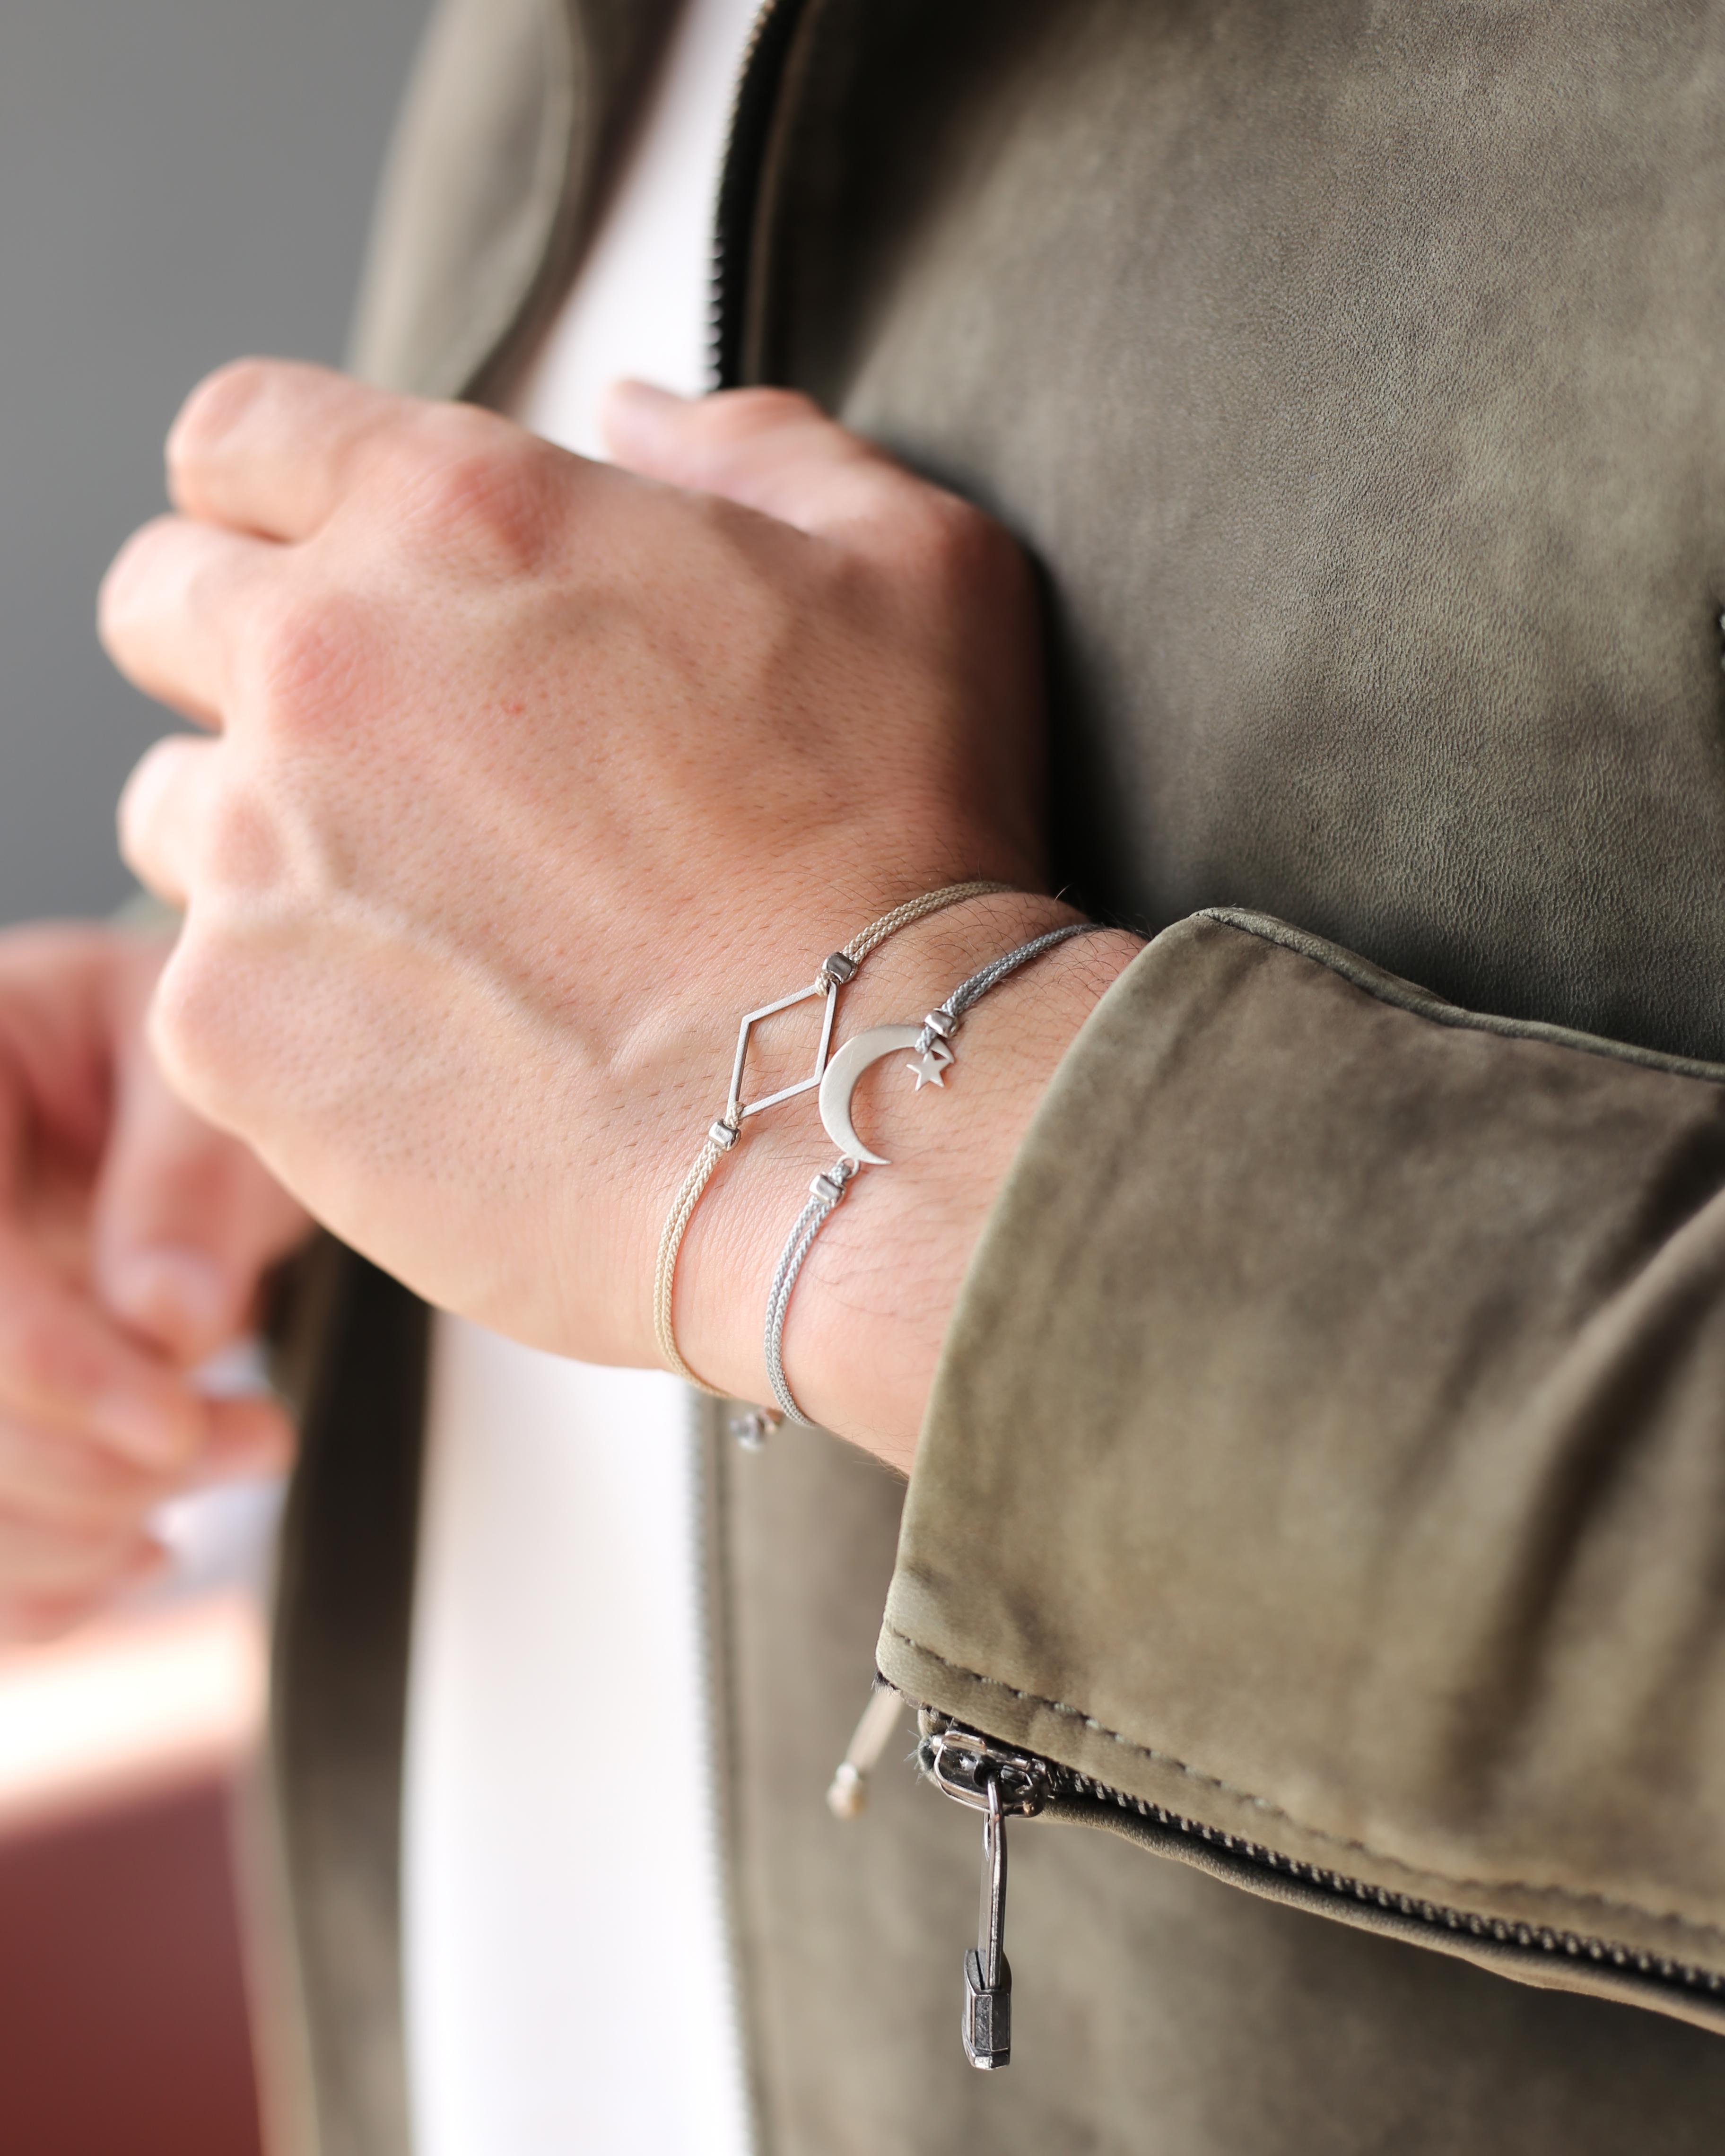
left=651, top=880, right=1013, bottom=1392
left=763, top=921, right=1101, bottom=1426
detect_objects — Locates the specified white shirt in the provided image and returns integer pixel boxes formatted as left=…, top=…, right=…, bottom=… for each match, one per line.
left=403, top=4, right=764, bottom=2150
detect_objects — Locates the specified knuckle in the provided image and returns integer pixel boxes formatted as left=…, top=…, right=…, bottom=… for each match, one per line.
left=244, top=584, right=369, bottom=731
left=897, top=490, right=1026, bottom=606
left=395, top=419, right=559, bottom=574
left=197, top=771, right=287, bottom=898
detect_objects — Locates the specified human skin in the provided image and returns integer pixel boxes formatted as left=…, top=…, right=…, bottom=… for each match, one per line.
left=0, top=924, right=305, bottom=1637
left=97, top=360, right=1141, bottom=1474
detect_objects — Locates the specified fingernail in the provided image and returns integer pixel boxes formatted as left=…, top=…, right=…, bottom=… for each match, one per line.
left=102, top=1248, right=233, bottom=1360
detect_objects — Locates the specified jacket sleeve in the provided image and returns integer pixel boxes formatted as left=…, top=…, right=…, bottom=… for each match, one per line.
left=878, top=906, right=1725, bottom=2030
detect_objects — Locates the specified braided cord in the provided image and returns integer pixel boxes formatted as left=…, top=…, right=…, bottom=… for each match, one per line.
left=840, top=880, right=1012, bottom=967
left=935, top=922, right=1098, bottom=1028
left=652, top=879, right=1016, bottom=1393
left=652, top=1129, right=734, bottom=1394
left=764, top=1161, right=858, bottom=1423
left=762, top=920, right=1103, bottom=1425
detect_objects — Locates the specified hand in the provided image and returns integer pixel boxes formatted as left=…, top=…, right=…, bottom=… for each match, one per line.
left=0, top=925, right=311, bottom=1637
left=101, top=362, right=1138, bottom=1465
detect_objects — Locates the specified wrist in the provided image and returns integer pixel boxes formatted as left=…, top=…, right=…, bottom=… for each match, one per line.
left=672, top=892, right=1141, bottom=1470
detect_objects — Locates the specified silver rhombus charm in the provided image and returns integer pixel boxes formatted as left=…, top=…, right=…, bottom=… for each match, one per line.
left=727, top=969, right=846, bottom=1121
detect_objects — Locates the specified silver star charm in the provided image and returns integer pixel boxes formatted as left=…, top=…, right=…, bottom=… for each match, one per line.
left=906, top=1040, right=956, bottom=1091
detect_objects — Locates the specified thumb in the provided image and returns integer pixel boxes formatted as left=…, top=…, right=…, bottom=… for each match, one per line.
left=93, top=1025, right=313, bottom=1368
left=600, top=380, right=914, bottom=542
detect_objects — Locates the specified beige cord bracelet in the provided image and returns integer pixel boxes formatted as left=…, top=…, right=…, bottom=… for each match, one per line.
left=651, top=880, right=1012, bottom=1392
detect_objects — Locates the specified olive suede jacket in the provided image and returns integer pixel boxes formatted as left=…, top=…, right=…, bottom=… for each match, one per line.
left=261, top=3, right=1725, bottom=2150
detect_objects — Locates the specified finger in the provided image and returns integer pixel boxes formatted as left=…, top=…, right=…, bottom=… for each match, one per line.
left=0, top=1550, right=167, bottom=1644
left=95, top=1000, right=312, bottom=1365
left=0, top=1394, right=288, bottom=1542
left=167, top=357, right=413, bottom=542
left=0, top=1225, right=207, bottom=1473
left=600, top=381, right=912, bottom=540
left=0, top=1412, right=168, bottom=1530
left=116, top=733, right=221, bottom=910
left=0, top=1510, right=165, bottom=1597
left=98, top=515, right=278, bottom=728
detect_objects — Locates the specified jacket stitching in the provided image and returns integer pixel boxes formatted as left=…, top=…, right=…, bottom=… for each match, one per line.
left=884, top=1624, right=1725, bottom=1947
left=1199, top=909, right=1725, bottom=1087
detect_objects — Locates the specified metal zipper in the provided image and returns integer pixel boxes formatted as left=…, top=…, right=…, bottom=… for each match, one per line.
left=919, top=1721, right=1054, bottom=2068
left=709, top=0, right=813, bottom=391
left=913, top=1707, right=1725, bottom=2069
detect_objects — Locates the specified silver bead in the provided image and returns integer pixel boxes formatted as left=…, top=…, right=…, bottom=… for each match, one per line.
left=709, top=1118, right=741, bottom=1151
left=819, top=951, right=860, bottom=989
left=923, top=1008, right=957, bottom=1040
left=728, top=1407, right=780, bottom=1451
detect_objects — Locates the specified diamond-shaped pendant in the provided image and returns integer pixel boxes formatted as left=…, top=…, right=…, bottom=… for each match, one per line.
left=728, top=978, right=841, bottom=1121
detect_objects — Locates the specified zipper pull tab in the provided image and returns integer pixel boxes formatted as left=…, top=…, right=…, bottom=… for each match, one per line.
left=920, top=1721, right=1053, bottom=2070
left=826, top=1679, right=904, bottom=1819
left=963, top=1772, right=1012, bottom=2068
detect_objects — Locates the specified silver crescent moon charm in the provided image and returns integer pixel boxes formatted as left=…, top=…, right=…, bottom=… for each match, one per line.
left=818, top=1025, right=925, bottom=1165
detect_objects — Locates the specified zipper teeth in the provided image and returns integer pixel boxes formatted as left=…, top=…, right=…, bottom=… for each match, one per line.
left=931, top=1721, right=1725, bottom=2000
left=708, top=0, right=807, bottom=390
left=1065, top=1769, right=1725, bottom=1994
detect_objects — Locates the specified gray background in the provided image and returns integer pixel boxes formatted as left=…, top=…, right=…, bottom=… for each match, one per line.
left=0, top=0, right=431, bottom=926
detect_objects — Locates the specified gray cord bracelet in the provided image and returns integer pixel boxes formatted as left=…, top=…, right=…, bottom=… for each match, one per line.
left=762, top=921, right=1101, bottom=1426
